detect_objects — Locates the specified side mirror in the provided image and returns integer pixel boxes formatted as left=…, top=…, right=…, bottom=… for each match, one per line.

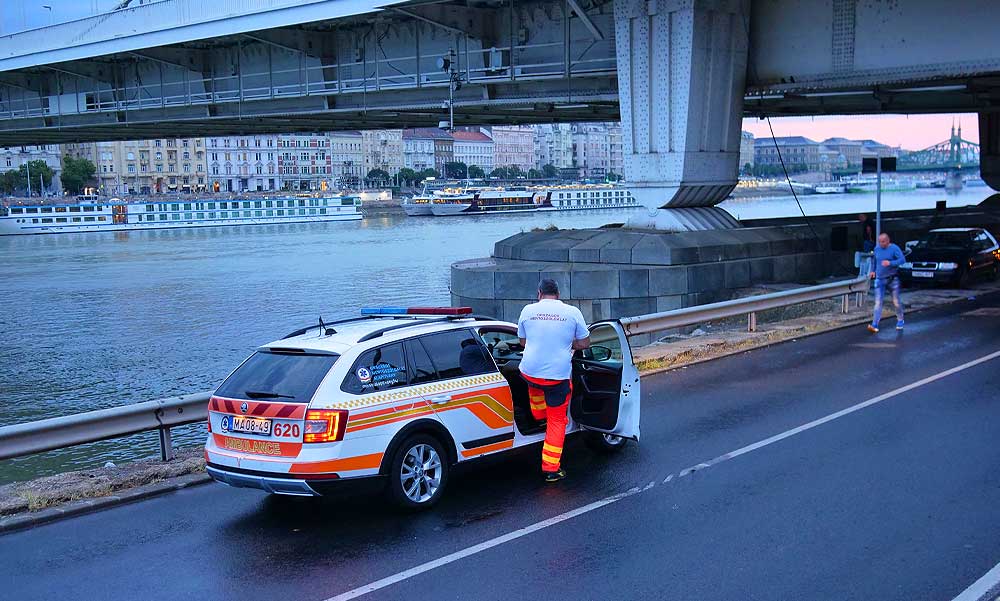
left=580, top=346, right=613, bottom=361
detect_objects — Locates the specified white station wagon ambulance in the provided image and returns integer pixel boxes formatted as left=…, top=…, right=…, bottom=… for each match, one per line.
left=205, top=307, right=640, bottom=508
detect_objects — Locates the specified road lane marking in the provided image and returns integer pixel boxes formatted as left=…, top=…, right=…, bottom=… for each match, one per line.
left=323, top=348, right=1000, bottom=601
left=324, top=489, right=642, bottom=601
left=952, top=560, right=1000, bottom=601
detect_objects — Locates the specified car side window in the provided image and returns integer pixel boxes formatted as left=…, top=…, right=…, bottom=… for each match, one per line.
left=405, top=338, right=439, bottom=385
left=341, top=343, right=408, bottom=395
left=419, top=329, right=497, bottom=380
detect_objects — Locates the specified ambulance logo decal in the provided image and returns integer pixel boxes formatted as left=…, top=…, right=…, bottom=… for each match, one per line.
left=357, top=367, right=372, bottom=384
left=220, top=415, right=231, bottom=432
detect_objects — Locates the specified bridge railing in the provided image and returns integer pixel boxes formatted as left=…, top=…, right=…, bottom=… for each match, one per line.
left=0, top=267, right=871, bottom=464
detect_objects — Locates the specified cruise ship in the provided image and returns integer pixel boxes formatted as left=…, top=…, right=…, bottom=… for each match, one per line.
left=0, top=194, right=362, bottom=235
left=403, top=182, right=638, bottom=216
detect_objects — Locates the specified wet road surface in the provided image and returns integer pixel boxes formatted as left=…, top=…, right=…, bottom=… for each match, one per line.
left=3, top=291, right=1000, bottom=600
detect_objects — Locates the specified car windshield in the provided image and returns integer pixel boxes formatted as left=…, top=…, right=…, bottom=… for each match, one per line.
left=215, top=351, right=339, bottom=403
left=915, top=232, right=972, bottom=249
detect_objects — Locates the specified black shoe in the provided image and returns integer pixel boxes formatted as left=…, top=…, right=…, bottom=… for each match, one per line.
left=544, top=469, right=566, bottom=483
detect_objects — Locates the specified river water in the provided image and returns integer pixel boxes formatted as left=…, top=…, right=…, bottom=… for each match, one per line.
left=0, top=187, right=992, bottom=482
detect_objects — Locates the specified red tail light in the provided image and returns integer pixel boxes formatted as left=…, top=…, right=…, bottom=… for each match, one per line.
left=207, top=417, right=212, bottom=433
left=303, top=409, right=348, bottom=443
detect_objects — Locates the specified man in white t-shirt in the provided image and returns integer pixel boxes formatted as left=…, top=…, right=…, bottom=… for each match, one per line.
left=517, top=279, right=590, bottom=482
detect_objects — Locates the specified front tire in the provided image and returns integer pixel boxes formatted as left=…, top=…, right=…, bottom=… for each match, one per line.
left=386, top=434, right=449, bottom=510
left=584, top=431, right=629, bottom=453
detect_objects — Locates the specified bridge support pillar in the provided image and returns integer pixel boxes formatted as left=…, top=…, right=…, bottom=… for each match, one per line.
left=613, top=0, right=750, bottom=209
left=979, top=112, right=1000, bottom=192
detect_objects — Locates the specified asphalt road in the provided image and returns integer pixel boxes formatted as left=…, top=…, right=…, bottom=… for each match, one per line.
left=4, top=291, right=1000, bottom=601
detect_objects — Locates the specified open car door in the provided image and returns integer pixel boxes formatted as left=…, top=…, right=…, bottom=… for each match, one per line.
left=570, top=321, right=641, bottom=440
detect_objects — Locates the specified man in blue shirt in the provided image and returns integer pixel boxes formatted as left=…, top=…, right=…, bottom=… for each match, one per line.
left=868, top=232, right=906, bottom=333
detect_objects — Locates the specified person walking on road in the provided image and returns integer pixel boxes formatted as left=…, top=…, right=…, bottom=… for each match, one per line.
left=517, top=279, right=590, bottom=482
left=868, top=232, right=906, bottom=333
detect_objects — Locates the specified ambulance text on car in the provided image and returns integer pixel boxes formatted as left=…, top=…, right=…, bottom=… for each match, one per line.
left=204, top=307, right=640, bottom=508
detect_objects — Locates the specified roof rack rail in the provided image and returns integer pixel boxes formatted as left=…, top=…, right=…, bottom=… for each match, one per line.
left=281, top=315, right=373, bottom=340
left=357, top=314, right=499, bottom=343
left=357, top=318, right=449, bottom=343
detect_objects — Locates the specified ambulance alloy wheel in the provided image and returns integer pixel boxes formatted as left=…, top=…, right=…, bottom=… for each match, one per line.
left=387, top=434, right=450, bottom=509
left=584, top=431, right=628, bottom=453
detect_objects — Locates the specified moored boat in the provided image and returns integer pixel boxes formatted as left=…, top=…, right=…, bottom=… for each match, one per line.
left=0, top=194, right=362, bottom=235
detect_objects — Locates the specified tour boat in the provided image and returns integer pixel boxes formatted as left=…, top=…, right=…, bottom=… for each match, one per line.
left=415, top=182, right=639, bottom=216
left=0, top=194, right=362, bottom=235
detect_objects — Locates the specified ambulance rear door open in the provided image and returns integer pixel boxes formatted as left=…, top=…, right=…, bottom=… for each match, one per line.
left=570, top=321, right=641, bottom=440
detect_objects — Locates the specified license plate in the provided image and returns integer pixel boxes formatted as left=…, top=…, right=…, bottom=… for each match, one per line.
left=912, top=271, right=934, bottom=278
left=228, top=415, right=273, bottom=435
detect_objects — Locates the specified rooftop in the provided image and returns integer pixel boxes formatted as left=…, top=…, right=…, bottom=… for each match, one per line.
left=754, top=136, right=818, bottom=147
left=451, top=131, right=493, bottom=142
left=403, top=128, right=454, bottom=140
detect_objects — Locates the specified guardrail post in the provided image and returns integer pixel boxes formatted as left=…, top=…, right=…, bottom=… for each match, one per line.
left=841, top=294, right=850, bottom=314
left=747, top=312, right=757, bottom=332
left=158, top=427, right=173, bottom=461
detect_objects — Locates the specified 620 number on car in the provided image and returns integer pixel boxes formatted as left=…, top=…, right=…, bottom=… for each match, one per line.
left=273, top=423, right=301, bottom=438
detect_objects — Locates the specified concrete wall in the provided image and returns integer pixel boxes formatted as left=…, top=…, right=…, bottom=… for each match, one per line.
left=452, top=202, right=1000, bottom=324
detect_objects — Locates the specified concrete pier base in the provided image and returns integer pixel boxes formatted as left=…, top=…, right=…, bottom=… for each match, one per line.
left=451, top=202, right=1000, bottom=333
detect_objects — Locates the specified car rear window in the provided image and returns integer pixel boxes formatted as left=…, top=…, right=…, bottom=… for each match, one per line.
left=215, top=351, right=339, bottom=403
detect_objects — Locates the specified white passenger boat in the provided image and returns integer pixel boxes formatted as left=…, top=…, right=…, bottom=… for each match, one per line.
left=415, top=182, right=639, bottom=216
left=0, top=194, right=362, bottom=235
left=814, top=183, right=847, bottom=194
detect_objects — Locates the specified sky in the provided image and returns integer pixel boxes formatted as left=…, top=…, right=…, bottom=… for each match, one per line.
left=0, top=3, right=980, bottom=152
left=741, top=113, right=978, bottom=152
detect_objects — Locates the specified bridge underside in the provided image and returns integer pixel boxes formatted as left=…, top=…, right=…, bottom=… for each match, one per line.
left=1, top=0, right=1000, bottom=200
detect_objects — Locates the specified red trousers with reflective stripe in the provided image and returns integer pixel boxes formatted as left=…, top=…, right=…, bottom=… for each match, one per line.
left=522, top=374, right=571, bottom=473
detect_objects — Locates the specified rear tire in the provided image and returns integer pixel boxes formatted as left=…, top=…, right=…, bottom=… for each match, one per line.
left=386, top=434, right=449, bottom=510
left=584, top=431, right=629, bottom=453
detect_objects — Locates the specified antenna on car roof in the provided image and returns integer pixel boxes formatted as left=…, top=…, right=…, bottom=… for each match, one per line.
left=318, top=316, right=336, bottom=337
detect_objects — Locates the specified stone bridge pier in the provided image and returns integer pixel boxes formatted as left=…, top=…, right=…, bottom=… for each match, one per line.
left=615, top=0, right=749, bottom=210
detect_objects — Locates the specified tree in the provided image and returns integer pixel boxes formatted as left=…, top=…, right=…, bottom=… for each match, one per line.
left=742, top=163, right=753, bottom=175
left=467, top=165, right=485, bottom=179
left=541, top=164, right=559, bottom=178
left=444, top=161, right=468, bottom=179
left=418, top=168, right=440, bottom=181
left=527, top=168, right=542, bottom=179
left=507, top=165, right=525, bottom=179
left=397, top=168, right=419, bottom=186
left=606, top=172, right=621, bottom=182
left=62, top=156, right=97, bottom=194
left=489, top=167, right=508, bottom=179
left=17, top=160, right=54, bottom=194
left=366, top=169, right=390, bottom=185
left=0, top=170, right=19, bottom=195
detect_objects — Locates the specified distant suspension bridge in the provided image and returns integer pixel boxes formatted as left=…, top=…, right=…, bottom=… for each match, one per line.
left=898, top=123, right=980, bottom=171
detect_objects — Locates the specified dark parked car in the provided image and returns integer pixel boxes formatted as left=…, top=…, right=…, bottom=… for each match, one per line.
left=900, top=228, right=1000, bottom=287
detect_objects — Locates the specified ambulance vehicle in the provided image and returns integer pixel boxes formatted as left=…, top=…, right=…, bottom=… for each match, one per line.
left=205, top=307, right=640, bottom=508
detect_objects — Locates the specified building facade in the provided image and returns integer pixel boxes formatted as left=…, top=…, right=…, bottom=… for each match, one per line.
left=740, top=131, right=755, bottom=171
left=490, top=126, right=535, bottom=173
left=362, top=130, right=404, bottom=177
left=328, top=131, right=364, bottom=187
left=64, top=138, right=206, bottom=194
left=2, top=144, right=63, bottom=195
left=451, top=130, right=494, bottom=174
left=207, top=135, right=277, bottom=193
left=402, top=129, right=437, bottom=171
left=754, top=136, right=821, bottom=172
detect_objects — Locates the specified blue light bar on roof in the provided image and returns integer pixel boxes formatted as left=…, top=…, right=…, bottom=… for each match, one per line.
left=360, top=307, right=410, bottom=315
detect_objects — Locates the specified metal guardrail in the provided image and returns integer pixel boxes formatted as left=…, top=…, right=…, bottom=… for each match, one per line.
left=0, top=391, right=211, bottom=462
left=0, top=258, right=873, bottom=463
left=621, top=274, right=870, bottom=337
